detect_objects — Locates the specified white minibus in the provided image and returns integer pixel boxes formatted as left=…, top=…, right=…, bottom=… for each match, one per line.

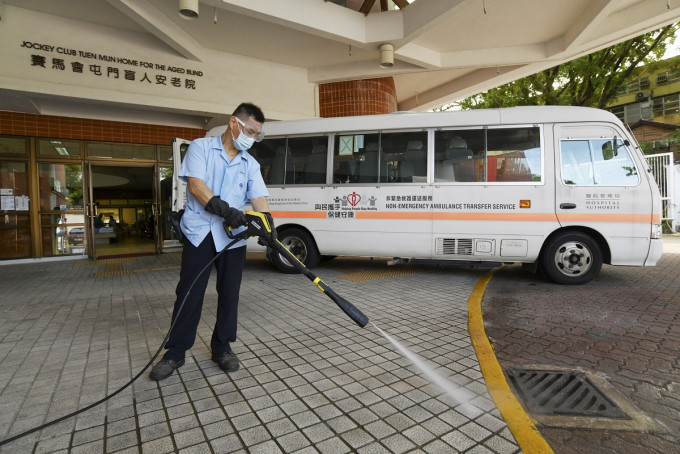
left=188, top=106, right=662, bottom=285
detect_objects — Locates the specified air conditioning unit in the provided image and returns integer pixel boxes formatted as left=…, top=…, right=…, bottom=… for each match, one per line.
left=636, top=92, right=648, bottom=100
left=657, top=73, right=669, bottom=84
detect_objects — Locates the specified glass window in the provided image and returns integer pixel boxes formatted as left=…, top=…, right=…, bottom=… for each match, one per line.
left=0, top=136, right=27, bottom=156
left=434, top=130, right=483, bottom=182
left=383, top=131, right=428, bottom=182
left=251, top=136, right=327, bottom=185
left=333, top=133, right=378, bottom=183
left=159, top=145, right=172, bottom=162
left=38, top=163, right=84, bottom=210
left=87, top=142, right=155, bottom=160
left=0, top=162, right=29, bottom=209
left=38, top=139, right=81, bottom=157
left=434, top=127, right=541, bottom=183
left=251, top=138, right=289, bottom=184
left=333, top=131, right=427, bottom=184
left=41, top=213, right=86, bottom=257
left=560, top=139, right=639, bottom=186
left=288, top=137, right=328, bottom=184
left=560, top=140, right=593, bottom=185
left=487, top=128, right=541, bottom=182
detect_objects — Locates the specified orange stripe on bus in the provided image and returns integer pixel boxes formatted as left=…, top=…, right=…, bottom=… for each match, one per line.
left=271, top=210, right=659, bottom=224
left=433, top=212, right=557, bottom=221
left=355, top=212, right=558, bottom=221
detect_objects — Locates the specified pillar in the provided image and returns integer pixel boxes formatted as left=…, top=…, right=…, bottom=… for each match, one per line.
left=318, top=77, right=397, bottom=117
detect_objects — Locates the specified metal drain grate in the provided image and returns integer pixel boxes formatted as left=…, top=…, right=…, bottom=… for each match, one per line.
left=506, top=369, right=630, bottom=419
left=337, top=267, right=429, bottom=282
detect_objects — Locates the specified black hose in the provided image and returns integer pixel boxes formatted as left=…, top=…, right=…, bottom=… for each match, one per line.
left=0, top=239, right=237, bottom=447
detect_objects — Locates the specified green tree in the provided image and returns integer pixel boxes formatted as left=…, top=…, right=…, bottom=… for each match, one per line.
left=65, top=165, right=83, bottom=207
left=445, top=23, right=678, bottom=110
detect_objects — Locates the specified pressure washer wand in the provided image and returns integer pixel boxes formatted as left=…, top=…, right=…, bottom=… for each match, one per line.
left=232, top=212, right=369, bottom=328
left=269, top=238, right=369, bottom=328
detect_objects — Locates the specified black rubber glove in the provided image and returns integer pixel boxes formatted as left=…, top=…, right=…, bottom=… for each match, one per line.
left=204, top=196, right=247, bottom=228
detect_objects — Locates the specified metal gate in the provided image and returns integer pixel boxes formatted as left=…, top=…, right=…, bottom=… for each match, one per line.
left=645, top=152, right=675, bottom=230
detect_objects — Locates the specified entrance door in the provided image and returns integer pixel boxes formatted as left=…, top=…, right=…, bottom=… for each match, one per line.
left=86, top=162, right=157, bottom=259
left=553, top=123, right=653, bottom=265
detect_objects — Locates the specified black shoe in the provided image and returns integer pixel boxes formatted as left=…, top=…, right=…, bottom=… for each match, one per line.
left=149, top=358, right=185, bottom=381
left=211, top=351, right=239, bottom=372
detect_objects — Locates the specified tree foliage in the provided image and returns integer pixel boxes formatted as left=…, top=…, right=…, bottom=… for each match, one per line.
left=447, top=23, right=678, bottom=110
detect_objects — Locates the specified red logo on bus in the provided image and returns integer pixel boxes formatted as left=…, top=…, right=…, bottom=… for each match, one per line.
left=347, top=192, right=361, bottom=207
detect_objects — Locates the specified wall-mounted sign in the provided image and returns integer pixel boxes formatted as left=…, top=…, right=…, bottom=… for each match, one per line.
left=20, top=40, right=203, bottom=90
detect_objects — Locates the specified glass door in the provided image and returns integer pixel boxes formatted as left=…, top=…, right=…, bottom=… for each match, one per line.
left=0, top=160, right=31, bottom=259
left=37, top=162, right=86, bottom=258
left=86, top=162, right=156, bottom=259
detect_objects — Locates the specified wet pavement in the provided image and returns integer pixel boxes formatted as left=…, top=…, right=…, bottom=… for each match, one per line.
left=0, top=251, right=509, bottom=453
left=0, top=236, right=678, bottom=453
left=482, top=236, right=680, bottom=454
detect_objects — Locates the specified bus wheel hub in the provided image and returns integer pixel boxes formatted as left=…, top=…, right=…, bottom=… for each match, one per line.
left=556, top=242, right=591, bottom=274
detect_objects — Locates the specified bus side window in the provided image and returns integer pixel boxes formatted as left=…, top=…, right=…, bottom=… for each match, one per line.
left=359, top=142, right=387, bottom=183
left=434, top=131, right=482, bottom=182
left=560, top=140, right=594, bottom=185
left=250, top=139, right=279, bottom=184
left=561, top=138, right=638, bottom=186
left=590, top=139, right=639, bottom=186
left=333, top=133, right=380, bottom=183
left=381, top=131, right=427, bottom=183
left=434, top=135, right=474, bottom=182
left=487, top=127, right=541, bottom=182
left=285, top=136, right=327, bottom=184
left=400, top=140, right=426, bottom=182
left=305, top=143, right=327, bottom=184
left=269, top=142, right=295, bottom=185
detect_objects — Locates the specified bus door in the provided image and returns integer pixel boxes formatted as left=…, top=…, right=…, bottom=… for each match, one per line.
left=553, top=123, right=653, bottom=265
left=171, top=139, right=191, bottom=213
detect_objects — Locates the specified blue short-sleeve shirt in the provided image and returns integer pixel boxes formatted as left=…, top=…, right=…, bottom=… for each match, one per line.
left=179, top=135, right=268, bottom=251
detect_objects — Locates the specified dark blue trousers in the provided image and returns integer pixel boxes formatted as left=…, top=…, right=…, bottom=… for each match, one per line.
left=163, top=233, right=247, bottom=361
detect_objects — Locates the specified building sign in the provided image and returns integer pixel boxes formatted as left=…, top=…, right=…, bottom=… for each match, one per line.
left=20, top=40, right=203, bottom=90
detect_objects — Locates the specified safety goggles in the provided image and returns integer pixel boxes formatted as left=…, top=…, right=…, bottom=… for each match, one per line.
left=234, top=117, right=265, bottom=142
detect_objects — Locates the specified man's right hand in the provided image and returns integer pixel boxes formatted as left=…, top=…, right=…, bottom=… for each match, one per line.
left=204, top=196, right=247, bottom=228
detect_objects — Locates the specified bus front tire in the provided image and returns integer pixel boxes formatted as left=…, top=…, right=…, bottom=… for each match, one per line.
left=270, top=228, right=320, bottom=274
left=541, top=231, right=602, bottom=285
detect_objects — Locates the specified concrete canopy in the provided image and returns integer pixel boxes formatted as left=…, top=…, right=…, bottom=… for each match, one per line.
left=1, top=0, right=678, bottom=127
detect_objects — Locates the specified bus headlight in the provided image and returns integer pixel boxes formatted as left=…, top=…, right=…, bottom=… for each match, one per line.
left=651, top=223, right=662, bottom=239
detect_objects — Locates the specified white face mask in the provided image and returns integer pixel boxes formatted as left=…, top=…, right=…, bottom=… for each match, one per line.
left=232, top=129, right=255, bottom=151
left=231, top=117, right=260, bottom=151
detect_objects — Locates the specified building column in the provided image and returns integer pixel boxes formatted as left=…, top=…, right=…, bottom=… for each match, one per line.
left=318, top=77, right=397, bottom=117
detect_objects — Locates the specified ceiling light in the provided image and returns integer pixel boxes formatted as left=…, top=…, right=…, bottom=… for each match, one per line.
left=379, top=43, right=394, bottom=68
left=179, top=0, right=199, bottom=20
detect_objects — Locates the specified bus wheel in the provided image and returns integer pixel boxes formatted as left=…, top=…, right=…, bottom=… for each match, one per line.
left=541, top=231, right=602, bottom=285
left=270, top=228, right=320, bottom=274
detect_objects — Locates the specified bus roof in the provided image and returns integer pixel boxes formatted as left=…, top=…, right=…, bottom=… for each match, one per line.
left=206, top=106, right=620, bottom=138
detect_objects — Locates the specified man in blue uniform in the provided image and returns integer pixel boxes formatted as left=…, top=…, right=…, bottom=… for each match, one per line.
left=150, top=102, right=272, bottom=381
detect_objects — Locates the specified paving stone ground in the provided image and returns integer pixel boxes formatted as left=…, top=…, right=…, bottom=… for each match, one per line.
left=1, top=236, right=677, bottom=453
left=483, top=236, right=680, bottom=454
left=0, top=252, right=517, bottom=453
